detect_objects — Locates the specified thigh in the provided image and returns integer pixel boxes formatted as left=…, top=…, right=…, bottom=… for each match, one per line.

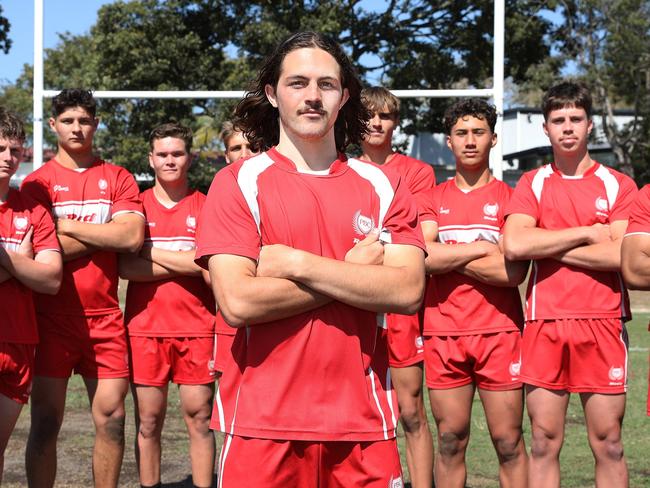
left=428, top=383, right=475, bottom=434
left=84, top=377, right=129, bottom=418
left=0, top=392, right=23, bottom=451
left=171, top=337, right=217, bottom=385
left=473, top=331, right=522, bottom=391
left=390, top=363, right=424, bottom=400
left=581, top=392, right=626, bottom=441
left=0, top=342, right=35, bottom=404
left=525, top=385, right=569, bottom=437
left=29, top=375, right=69, bottom=424
left=325, top=439, right=402, bottom=488
left=132, top=383, right=168, bottom=421
left=129, top=336, right=171, bottom=387
left=424, top=335, right=473, bottom=389
left=385, top=312, right=424, bottom=368
left=179, top=383, right=214, bottom=417
left=478, top=388, right=525, bottom=440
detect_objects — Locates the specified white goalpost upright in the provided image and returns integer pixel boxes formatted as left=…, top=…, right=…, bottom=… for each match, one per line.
left=32, top=0, right=505, bottom=179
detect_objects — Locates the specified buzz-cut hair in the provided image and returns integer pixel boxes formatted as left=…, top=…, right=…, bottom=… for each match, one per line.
left=361, top=87, right=400, bottom=120
left=52, top=89, right=97, bottom=118
left=0, top=108, right=26, bottom=143
left=542, top=81, right=592, bottom=121
left=148, top=122, right=193, bottom=153
left=443, top=98, right=497, bottom=135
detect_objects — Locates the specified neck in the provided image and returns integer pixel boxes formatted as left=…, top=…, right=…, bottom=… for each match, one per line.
left=0, top=178, right=9, bottom=202
left=275, top=125, right=339, bottom=172
left=153, top=180, right=189, bottom=206
left=360, top=144, right=394, bottom=165
left=553, top=149, right=594, bottom=176
left=455, top=164, right=492, bottom=190
left=55, top=146, right=96, bottom=169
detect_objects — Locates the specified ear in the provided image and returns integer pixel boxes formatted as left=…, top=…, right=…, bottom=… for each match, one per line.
left=93, top=117, right=100, bottom=129
left=542, top=121, right=549, bottom=138
left=148, top=152, right=154, bottom=170
left=339, top=88, right=350, bottom=109
left=491, top=132, right=498, bottom=148
left=446, top=135, right=452, bottom=150
left=587, top=118, right=593, bottom=135
left=48, top=117, right=56, bottom=131
left=265, top=84, right=278, bottom=108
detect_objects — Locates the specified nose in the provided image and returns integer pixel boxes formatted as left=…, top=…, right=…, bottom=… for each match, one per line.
left=241, top=145, right=253, bottom=158
left=466, top=131, right=476, bottom=146
left=305, top=81, right=321, bottom=103
left=370, top=114, right=381, bottom=127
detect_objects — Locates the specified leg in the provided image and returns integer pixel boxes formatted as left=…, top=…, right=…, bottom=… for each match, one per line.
left=525, top=386, right=569, bottom=488
left=84, top=377, right=128, bottom=488
left=479, top=388, right=528, bottom=488
left=26, top=376, right=69, bottom=488
left=179, top=384, right=215, bottom=488
left=581, top=393, right=628, bottom=487
left=0, top=394, right=23, bottom=484
left=428, top=384, right=474, bottom=488
left=132, top=383, right=168, bottom=487
left=390, top=364, right=433, bottom=488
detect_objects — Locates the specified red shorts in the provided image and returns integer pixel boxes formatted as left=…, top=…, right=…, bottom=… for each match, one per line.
left=218, top=435, right=402, bottom=488
left=521, top=318, right=628, bottom=393
left=382, top=312, right=424, bottom=367
left=424, top=331, right=522, bottom=390
left=214, top=332, right=235, bottom=374
left=34, top=311, right=129, bottom=379
left=0, top=342, right=35, bottom=404
left=129, top=336, right=216, bottom=386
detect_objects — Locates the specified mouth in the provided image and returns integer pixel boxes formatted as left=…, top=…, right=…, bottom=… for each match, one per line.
left=299, top=109, right=326, bottom=117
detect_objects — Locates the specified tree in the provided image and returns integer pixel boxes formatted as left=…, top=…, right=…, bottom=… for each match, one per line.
left=0, top=5, right=11, bottom=54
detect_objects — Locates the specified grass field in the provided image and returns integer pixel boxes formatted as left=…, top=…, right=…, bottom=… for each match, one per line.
left=3, top=312, right=650, bottom=487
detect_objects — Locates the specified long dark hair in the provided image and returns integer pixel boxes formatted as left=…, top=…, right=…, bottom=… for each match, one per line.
left=233, top=31, right=370, bottom=153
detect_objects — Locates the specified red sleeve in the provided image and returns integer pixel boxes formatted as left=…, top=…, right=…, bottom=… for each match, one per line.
left=504, top=171, right=539, bottom=221
left=111, top=167, right=144, bottom=218
left=29, top=199, right=60, bottom=254
left=195, top=167, right=261, bottom=268
left=625, top=185, right=650, bottom=234
left=407, top=164, right=436, bottom=218
left=21, top=172, right=53, bottom=210
left=382, top=174, right=426, bottom=251
left=609, top=174, right=638, bottom=222
left=498, top=184, right=515, bottom=232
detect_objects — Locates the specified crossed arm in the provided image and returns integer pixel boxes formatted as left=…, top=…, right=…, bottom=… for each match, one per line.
left=119, top=246, right=204, bottom=282
left=56, top=212, right=145, bottom=262
left=503, top=213, right=625, bottom=272
left=209, top=234, right=425, bottom=328
left=622, top=234, right=650, bottom=289
left=422, top=221, right=529, bottom=287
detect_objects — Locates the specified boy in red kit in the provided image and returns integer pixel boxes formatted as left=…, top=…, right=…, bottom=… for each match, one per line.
left=621, top=187, right=650, bottom=417
left=504, top=81, right=637, bottom=487
left=0, top=109, right=61, bottom=483
left=22, top=89, right=145, bottom=488
left=195, top=32, right=426, bottom=487
left=119, top=123, right=216, bottom=488
left=359, top=86, right=435, bottom=488
left=422, top=99, right=529, bottom=488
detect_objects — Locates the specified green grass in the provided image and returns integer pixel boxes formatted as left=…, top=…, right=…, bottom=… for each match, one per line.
left=396, top=314, right=650, bottom=487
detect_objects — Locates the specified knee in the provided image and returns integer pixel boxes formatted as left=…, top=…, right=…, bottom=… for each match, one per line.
left=138, top=413, right=164, bottom=440
left=399, top=404, right=424, bottom=434
left=29, top=408, right=62, bottom=445
left=438, top=430, right=468, bottom=459
left=591, top=432, right=624, bottom=463
left=96, top=409, right=126, bottom=444
left=183, top=405, right=212, bottom=433
left=529, top=426, right=562, bottom=459
left=492, top=431, right=524, bottom=464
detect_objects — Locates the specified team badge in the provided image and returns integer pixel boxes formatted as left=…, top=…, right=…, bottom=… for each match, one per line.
left=415, top=336, right=424, bottom=349
left=186, top=215, right=197, bottom=229
left=509, top=361, right=521, bottom=377
left=14, top=216, right=28, bottom=231
left=352, top=210, right=375, bottom=235
left=595, top=196, right=609, bottom=212
left=389, top=476, right=404, bottom=488
left=608, top=366, right=624, bottom=382
left=483, top=202, right=499, bottom=217
left=98, top=178, right=108, bottom=191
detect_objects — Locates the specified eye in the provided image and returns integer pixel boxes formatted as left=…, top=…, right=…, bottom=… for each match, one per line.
left=229, top=145, right=242, bottom=152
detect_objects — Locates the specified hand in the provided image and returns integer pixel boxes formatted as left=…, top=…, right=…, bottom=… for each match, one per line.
left=55, top=218, right=73, bottom=236
left=586, top=223, right=611, bottom=244
left=257, top=244, right=300, bottom=279
left=345, top=230, right=384, bottom=265
left=474, top=240, right=500, bottom=256
left=18, top=226, right=34, bottom=259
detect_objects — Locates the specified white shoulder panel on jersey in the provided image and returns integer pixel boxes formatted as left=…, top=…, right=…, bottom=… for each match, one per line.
left=236, top=153, right=275, bottom=234
left=347, top=158, right=396, bottom=234
left=531, top=164, right=554, bottom=203
left=594, top=164, right=620, bottom=210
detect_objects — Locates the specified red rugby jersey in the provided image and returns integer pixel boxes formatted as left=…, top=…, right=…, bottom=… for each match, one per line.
left=382, top=153, right=436, bottom=218
left=506, top=162, right=637, bottom=321
left=625, top=184, right=650, bottom=235
left=0, top=189, right=60, bottom=343
left=21, top=159, right=143, bottom=323
left=196, top=148, right=425, bottom=442
left=125, top=188, right=215, bottom=337
left=422, top=178, right=523, bottom=335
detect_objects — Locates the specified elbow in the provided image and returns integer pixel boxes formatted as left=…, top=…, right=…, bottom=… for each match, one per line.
left=622, top=266, right=650, bottom=290
left=40, top=272, right=62, bottom=295
left=124, top=234, right=144, bottom=254
left=218, top=297, right=250, bottom=328
left=396, top=275, right=425, bottom=315
left=503, top=239, right=527, bottom=262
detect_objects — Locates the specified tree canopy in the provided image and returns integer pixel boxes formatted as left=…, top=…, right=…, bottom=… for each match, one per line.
left=0, top=5, right=11, bottom=54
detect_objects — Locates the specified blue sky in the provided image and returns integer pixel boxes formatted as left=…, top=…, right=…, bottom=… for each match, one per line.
left=0, top=0, right=113, bottom=84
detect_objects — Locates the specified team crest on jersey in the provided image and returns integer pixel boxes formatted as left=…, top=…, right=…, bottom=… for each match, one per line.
left=509, top=361, right=521, bottom=377
left=608, top=366, right=624, bottom=382
left=13, top=216, right=28, bottom=231
left=186, top=215, right=197, bottom=230
left=352, top=210, right=375, bottom=236
left=483, top=202, right=499, bottom=221
left=389, top=476, right=404, bottom=488
left=595, top=196, right=609, bottom=216
left=98, top=178, right=108, bottom=191
left=415, top=336, right=424, bottom=349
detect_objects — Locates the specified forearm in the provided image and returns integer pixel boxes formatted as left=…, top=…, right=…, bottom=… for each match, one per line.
left=143, top=248, right=203, bottom=277
left=0, top=266, right=11, bottom=284
left=58, top=219, right=143, bottom=253
left=504, top=226, right=592, bottom=260
left=119, top=253, right=178, bottom=282
left=425, top=241, right=489, bottom=274
left=553, top=240, right=622, bottom=271
left=0, top=251, right=61, bottom=294
left=58, top=234, right=95, bottom=262
left=621, top=237, right=650, bottom=289
left=458, top=254, right=529, bottom=287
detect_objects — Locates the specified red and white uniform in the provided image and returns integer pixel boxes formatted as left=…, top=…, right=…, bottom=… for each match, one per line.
left=214, top=312, right=234, bottom=374
left=378, top=153, right=435, bottom=367
left=125, top=188, right=214, bottom=337
left=0, top=189, right=59, bottom=403
left=22, top=159, right=144, bottom=321
left=196, top=148, right=425, bottom=442
left=623, top=184, right=650, bottom=414
left=422, top=178, right=523, bottom=336
left=506, top=162, right=637, bottom=393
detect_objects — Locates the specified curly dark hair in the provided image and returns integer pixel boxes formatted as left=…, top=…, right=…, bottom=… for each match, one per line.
left=149, top=122, right=193, bottom=152
left=233, top=31, right=370, bottom=153
left=443, top=98, right=497, bottom=135
left=0, top=108, right=26, bottom=142
left=542, top=80, right=592, bottom=121
left=52, top=89, right=97, bottom=118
